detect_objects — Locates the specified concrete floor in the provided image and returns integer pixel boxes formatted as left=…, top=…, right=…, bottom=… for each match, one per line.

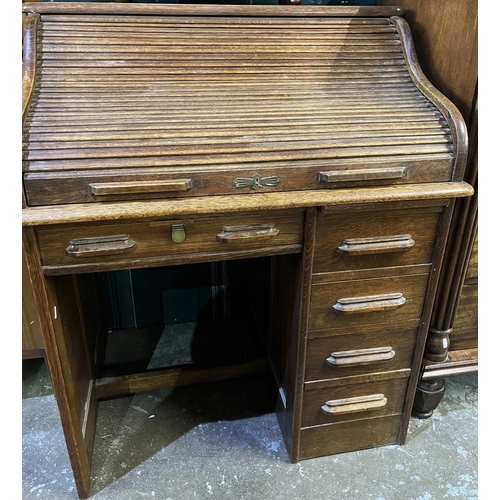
left=22, top=358, right=478, bottom=500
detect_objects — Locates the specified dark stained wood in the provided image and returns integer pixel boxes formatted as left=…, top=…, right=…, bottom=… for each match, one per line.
left=379, top=0, right=479, bottom=417
left=308, top=272, right=430, bottom=333
left=35, top=209, right=305, bottom=273
left=22, top=243, right=45, bottom=358
left=22, top=13, right=38, bottom=125
left=22, top=227, right=96, bottom=499
left=299, top=414, right=402, bottom=460
left=302, top=376, right=408, bottom=427
left=313, top=204, right=443, bottom=274
left=274, top=207, right=316, bottom=464
left=448, top=283, right=478, bottom=351
left=389, top=16, right=468, bottom=182
left=379, top=0, right=478, bottom=123
left=22, top=3, right=405, bottom=17
left=421, top=348, right=478, bottom=379
left=96, top=358, right=267, bottom=400
left=21, top=4, right=474, bottom=496
left=305, top=328, right=417, bottom=382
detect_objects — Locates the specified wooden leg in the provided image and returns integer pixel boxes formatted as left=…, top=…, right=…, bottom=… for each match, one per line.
left=412, top=378, right=446, bottom=419
left=23, top=228, right=98, bottom=499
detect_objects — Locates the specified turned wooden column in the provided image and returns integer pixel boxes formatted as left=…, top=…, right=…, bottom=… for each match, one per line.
left=413, top=101, right=478, bottom=417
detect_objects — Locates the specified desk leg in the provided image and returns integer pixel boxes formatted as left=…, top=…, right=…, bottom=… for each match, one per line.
left=23, top=227, right=98, bottom=499
left=274, top=207, right=316, bottom=462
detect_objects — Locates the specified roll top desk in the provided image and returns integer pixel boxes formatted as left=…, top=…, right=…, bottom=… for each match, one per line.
left=21, top=3, right=473, bottom=497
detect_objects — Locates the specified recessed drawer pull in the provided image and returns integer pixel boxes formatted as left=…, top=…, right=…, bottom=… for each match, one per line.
left=89, top=179, right=192, bottom=196
left=318, top=166, right=406, bottom=185
left=337, top=234, right=415, bottom=255
left=66, top=234, right=137, bottom=258
left=327, top=346, right=395, bottom=367
left=332, top=293, right=406, bottom=314
left=216, top=223, right=279, bottom=243
left=321, top=394, right=387, bottom=416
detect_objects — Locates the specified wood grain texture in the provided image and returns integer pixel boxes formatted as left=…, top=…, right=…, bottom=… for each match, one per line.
left=389, top=16, right=468, bottom=181
left=313, top=204, right=442, bottom=274
left=274, top=208, right=317, bottom=463
left=305, top=328, right=418, bottom=382
left=36, top=209, right=305, bottom=270
left=22, top=227, right=95, bottom=499
left=20, top=4, right=475, bottom=489
left=302, top=376, right=408, bottom=427
left=22, top=243, right=45, bottom=357
left=299, top=414, right=401, bottom=459
left=96, top=358, right=267, bottom=399
left=308, top=272, right=430, bottom=333
left=379, top=0, right=477, bottom=123
left=21, top=7, right=463, bottom=208
left=22, top=182, right=473, bottom=226
left=22, top=13, right=39, bottom=125
left=22, top=3, right=405, bottom=17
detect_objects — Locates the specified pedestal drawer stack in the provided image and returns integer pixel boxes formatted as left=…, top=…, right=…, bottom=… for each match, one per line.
left=299, top=201, right=445, bottom=459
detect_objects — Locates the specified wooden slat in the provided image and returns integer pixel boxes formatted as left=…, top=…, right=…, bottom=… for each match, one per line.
left=23, top=11, right=454, bottom=179
left=95, top=358, right=267, bottom=399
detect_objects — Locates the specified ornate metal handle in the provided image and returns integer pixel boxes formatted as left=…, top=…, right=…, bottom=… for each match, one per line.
left=337, top=234, right=415, bottom=255
left=332, top=293, right=406, bottom=314
left=66, top=234, right=137, bottom=258
left=217, top=223, right=279, bottom=242
left=89, top=179, right=192, bottom=196
left=321, top=394, right=387, bottom=415
left=327, top=346, right=395, bottom=367
left=233, top=173, right=281, bottom=191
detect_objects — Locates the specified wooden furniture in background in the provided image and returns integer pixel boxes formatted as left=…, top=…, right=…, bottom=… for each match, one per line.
left=22, top=3, right=472, bottom=497
left=378, top=0, right=478, bottom=416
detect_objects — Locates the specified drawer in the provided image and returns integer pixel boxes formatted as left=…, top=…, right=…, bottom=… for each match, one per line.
left=36, top=209, right=304, bottom=272
left=23, top=158, right=454, bottom=207
left=301, top=375, right=408, bottom=428
left=305, top=328, right=418, bottom=382
left=299, top=414, right=402, bottom=460
left=313, top=205, right=442, bottom=274
left=308, top=272, right=430, bottom=334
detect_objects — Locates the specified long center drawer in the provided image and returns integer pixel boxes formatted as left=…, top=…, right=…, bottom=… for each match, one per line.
left=35, top=209, right=305, bottom=273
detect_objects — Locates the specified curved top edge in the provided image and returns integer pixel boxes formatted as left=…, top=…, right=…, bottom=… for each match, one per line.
left=390, top=16, right=468, bottom=182
left=21, top=3, right=405, bottom=18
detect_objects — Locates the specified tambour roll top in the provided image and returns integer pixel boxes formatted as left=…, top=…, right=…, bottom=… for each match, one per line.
left=22, top=3, right=465, bottom=207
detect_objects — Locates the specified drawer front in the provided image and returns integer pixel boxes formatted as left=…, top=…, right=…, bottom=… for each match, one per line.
left=36, top=209, right=304, bottom=270
left=299, top=414, right=401, bottom=460
left=301, top=376, right=408, bottom=428
left=305, top=328, right=418, bottom=382
left=308, top=273, right=430, bottom=334
left=23, top=158, right=454, bottom=207
left=313, top=206, right=442, bottom=274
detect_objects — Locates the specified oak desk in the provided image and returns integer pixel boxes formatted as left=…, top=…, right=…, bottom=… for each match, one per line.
left=22, top=3, right=473, bottom=497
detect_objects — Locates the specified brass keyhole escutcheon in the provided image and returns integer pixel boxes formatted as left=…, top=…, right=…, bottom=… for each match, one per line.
left=171, top=224, right=186, bottom=243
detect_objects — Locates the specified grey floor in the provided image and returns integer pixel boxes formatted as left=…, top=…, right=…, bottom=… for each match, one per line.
left=22, top=358, right=478, bottom=500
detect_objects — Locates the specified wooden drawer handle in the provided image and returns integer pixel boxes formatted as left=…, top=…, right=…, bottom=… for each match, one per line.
left=66, top=234, right=137, bottom=258
left=327, top=346, right=395, bottom=367
left=318, top=166, right=406, bottom=184
left=321, top=394, right=387, bottom=416
left=89, top=179, right=192, bottom=196
left=216, top=223, right=279, bottom=243
left=332, top=293, right=406, bottom=314
left=337, top=234, right=415, bottom=255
